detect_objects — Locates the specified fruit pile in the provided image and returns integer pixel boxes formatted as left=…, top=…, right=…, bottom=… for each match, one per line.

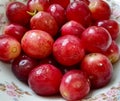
left=0, top=0, right=120, bottom=100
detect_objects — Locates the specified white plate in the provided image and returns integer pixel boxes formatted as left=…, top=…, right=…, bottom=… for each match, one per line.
left=0, top=0, right=120, bottom=101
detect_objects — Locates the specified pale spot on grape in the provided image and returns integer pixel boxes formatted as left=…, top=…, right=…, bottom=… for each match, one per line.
left=73, top=81, right=81, bottom=89
left=109, top=55, right=118, bottom=63
left=98, top=63, right=103, bottom=67
left=110, top=49, right=114, bottom=53
left=36, top=69, right=42, bottom=75
left=65, top=75, right=72, bottom=83
left=63, top=91, right=68, bottom=98
left=12, top=47, right=17, bottom=53
left=50, top=5, right=56, bottom=12
left=88, top=28, right=96, bottom=34
left=19, top=60, right=27, bottom=67
left=62, top=39, right=69, bottom=46
left=89, top=75, right=94, bottom=79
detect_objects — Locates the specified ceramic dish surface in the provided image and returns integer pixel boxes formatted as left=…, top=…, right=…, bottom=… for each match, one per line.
left=0, top=0, right=120, bottom=101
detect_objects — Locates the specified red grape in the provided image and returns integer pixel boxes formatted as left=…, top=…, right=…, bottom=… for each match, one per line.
left=89, top=0, right=111, bottom=21
left=21, top=30, right=54, bottom=59
left=4, top=23, right=27, bottom=42
left=47, top=4, right=66, bottom=28
left=49, top=0, right=70, bottom=9
left=28, top=64, right=63, bottom=96
left=81, top=26, right=112, bottom=53
left=95, top=19, right=120, bottom=40
left=12, top=54, right=38, bottom=83
left=61, top=20, right=85, bottom=38
left=6, top=2, right=31, bottom=26
left=81, top=53, right=113, bottom=89
left=60, top=70, right=90, bottom=100
left=102, top=41, right=120, bottom=64
left=66, top=0, right=92, bottom=27
left=27, top=0, right=50, bottom=12
left=53, top=35, right=85, bottom=66
left=0, top=34, right=21, bottom=61
left=30, top=11, right=58, bottom=37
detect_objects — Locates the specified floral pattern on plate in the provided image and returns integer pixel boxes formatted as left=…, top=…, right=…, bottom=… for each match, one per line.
left=0, top=82, right=31, bottom=97
left=1, top=81, right=120, bottom=101
left=82, top=82, right=120, bottom=101
left=0, top=81, right=32, bottom=101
